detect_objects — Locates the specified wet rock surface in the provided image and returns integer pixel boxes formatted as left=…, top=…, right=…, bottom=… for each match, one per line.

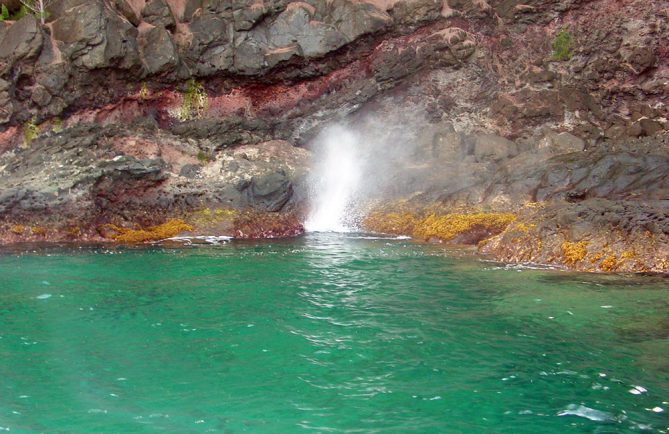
left=0, top=124, right=308, bottom=241
left=481, top=199, right=669, bottom=273
left=0, top=0, right=667, bottom=271
left=356, top=128, right=669, bottom=271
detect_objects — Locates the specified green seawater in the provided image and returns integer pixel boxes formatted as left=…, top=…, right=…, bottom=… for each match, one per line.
left=0, top=233, right=668, bottom=433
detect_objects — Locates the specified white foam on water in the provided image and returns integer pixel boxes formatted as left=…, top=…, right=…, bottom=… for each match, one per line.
left=558, top=404, right=614, bottom=422
left=344, top=235, right=412, bottom=240
left=36, top=294, right=52, bottom=300
left=164, top=236, right=232, bottom=245
left=629, top=385, right=648, bottom=395
left=87, top=409, right=107, bottom=414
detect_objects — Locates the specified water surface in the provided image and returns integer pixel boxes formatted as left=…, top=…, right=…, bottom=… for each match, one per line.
left=0, top=234, right=668, bottom=433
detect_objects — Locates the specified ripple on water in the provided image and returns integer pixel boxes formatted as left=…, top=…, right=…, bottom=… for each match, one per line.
left=0, top=236, right=667, bottom=433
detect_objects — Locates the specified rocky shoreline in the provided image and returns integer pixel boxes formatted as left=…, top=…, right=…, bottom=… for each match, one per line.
left=0, top=0, right=667, bottom=272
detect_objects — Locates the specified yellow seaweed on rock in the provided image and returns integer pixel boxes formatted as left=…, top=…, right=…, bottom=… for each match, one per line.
left=600, top=255, right=619, bottom=272
left=363, top=209, right=516, bottom=243
left=513, top=222, right=536, bottom=233
left=104, top=219, right=193, bottom=243
left=413, top=213, right=516, bottom=242
left=362, top=211, right=419, bottom=236
left=9, top=225, right=25, bottom=235
left=561, top=241, right=588, bottom=265
left=31, top=226, right=47, bottom=236
left=620, top=250, right=636, bottom=260
left=189, top=207, right=237, bottom=224
left=598, top=251, right=636, bottom=272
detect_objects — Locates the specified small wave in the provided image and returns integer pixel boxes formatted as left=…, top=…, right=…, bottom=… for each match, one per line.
left=558, top=404, right=614, bottom=422
left=344, top=235, right=412, bottom=240
left=162, top=236, right=232, bottom=245
left=484, top=262, right=563, bottom=271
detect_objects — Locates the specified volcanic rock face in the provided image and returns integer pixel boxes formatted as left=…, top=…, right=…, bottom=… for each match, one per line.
left=0, top=0, right=667, bottom=270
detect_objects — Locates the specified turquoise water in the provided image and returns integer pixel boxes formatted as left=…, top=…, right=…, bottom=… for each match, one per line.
left=0, top=233, right=668, bottom=433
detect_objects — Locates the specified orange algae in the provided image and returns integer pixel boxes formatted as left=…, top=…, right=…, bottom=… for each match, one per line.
left=600, top=255, right=619, bottom=272
left=188, top=208, right=238, bottom=230
left=598, top=251, right=635, bottom=272
left=620, top=250, right=636, bottom=260
left=363, top=210, right=516, bottom=243
left=413, top=213, right=516, bottom=242
left=103, top=219, right=194, bottom=243
left=31, top=226, right=47, bottom=236
left=513, top=222, right=536, bottom=233
left=10, top=225, right=25, bottom=235
left=66, top=226, right=81, bottom=237
left=561, top=241, right=588, bottom=265
left=362, top=211, right=419, bottom=235
left=589, top=252, right=604, bottom=264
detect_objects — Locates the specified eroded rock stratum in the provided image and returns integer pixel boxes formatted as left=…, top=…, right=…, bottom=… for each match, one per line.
left=0, top=0, right=667, bottom=271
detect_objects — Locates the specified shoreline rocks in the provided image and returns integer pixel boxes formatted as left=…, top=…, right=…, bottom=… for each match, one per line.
left=0, top=0, right=668, bottom=272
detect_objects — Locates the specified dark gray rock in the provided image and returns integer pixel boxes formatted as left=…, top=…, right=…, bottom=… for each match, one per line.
left=103, top=11, right=141, bottom=70
left=143, top=0, right=176, bottom=29
left=34, top=62, right=70, bottom=94
left=483, top=148, right=669, bottom=207
left=244, top=170, right=293, bottom=212
left=390, top=0, right=441, bottom=25
left=100, top=157, right=167, bottom=180
left=233, top=32, right=267, bottom=73
left=139, top=25, right=179, bottom=74
left=181, top=12, right=233, bottom=75
left=0, top=15, right=43, bottom=73
left=232, top=0, right=268, bottom=31
left=180, top=164, right=201, bottom=179
left=537, top=131, right=585, bottom=154
left=51, top=0, right=139, bottom=70
left=48, top=0, right=91, bottom=20
left=0, top=77, right=12, bottom=123
left=473, top=134, right=519, bottom=162
left=113, top=0, right=142, bottom=26
left=322, top=0, right=391, bottom=41
left=182, top=0, right=203, bottom=22
left=267, top=4, right=347, bottom=58
left=51, top=1, right=105, bottom=48
left=432, top=126, right=465, bottom=160
left=31, top=84, right=52, bottom=107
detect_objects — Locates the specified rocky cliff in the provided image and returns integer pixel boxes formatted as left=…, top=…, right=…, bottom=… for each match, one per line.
left=0, top=0, right=667, bottom=271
